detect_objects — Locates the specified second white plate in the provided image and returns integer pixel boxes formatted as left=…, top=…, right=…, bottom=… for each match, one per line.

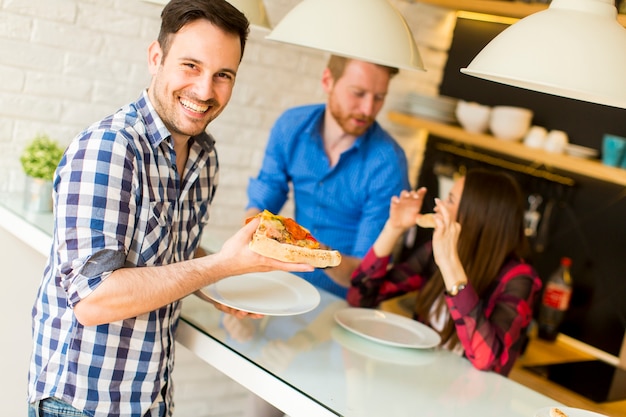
left=197, top=271, right=320, bottom=316
left=564, top=144, right=599, bottom=159
left=334, top=308, right=441, bottom=349
left=331, top=326, right=436, bottom=365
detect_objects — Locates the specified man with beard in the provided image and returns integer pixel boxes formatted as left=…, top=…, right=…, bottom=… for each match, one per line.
left=27, top=1, right=313, bottom=416
left=246, top=55, right=410, bottom=298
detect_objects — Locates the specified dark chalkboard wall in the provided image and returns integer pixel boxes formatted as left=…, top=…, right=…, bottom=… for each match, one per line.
left=411, top=138, right=626, bottom=357
left=417, top=17, right=626, bottom=356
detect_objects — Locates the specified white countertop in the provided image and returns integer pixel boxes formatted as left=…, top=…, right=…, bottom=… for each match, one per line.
left=0, top=192, right=53, bottom=256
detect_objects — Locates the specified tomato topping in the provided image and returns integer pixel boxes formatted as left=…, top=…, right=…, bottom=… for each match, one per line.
left=282, top=217, right=309, bottom=241
left=249, top=210, right=321, bottom=249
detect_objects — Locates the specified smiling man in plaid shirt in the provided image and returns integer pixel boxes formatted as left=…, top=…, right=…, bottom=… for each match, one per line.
left=26, top=1, right=313, bottom=416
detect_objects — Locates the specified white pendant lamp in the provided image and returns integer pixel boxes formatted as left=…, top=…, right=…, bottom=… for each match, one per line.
left=461, top=0, right=626, bottom=109
left=228, top=0, right=271, bottom=30
left=265, top=0, right=425, bottom=72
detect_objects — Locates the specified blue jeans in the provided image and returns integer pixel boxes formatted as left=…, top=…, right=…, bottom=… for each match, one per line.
left=28, top=398, right=89, bottom=417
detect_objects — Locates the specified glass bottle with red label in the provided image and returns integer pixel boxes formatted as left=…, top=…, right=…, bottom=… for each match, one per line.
left=538, top=257, right=573, bottom=341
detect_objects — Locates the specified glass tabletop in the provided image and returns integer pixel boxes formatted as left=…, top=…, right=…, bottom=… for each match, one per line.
left=180, top=290, right=559, bottom=417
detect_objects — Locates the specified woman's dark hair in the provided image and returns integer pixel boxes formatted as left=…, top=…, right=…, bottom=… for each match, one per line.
left=158, top=0, right=250, bottom=61
left=414, top=168, right=528, bottom=347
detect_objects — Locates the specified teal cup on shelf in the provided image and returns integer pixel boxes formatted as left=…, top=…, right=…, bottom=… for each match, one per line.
left=602, top=134, right=626, bottom=167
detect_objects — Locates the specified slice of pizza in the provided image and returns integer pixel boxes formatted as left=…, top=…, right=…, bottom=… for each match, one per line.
left=246, top=210, right=341, bottom=268
left=549, top=408, right=568, bottom=417
left=416, top=213, right=436, bottom=228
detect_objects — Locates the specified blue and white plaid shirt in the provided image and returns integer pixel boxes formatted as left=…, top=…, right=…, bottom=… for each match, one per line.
left=28, top=90, right=218, bottom=417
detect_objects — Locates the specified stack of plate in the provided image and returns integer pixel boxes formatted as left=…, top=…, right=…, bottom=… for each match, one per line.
left=401, top=92, right=458, bottom=124
left=564, top=143, right=599, bottom=159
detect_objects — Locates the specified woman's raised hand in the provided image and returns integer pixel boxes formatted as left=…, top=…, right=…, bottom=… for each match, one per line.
left=372, top=188, right=428, bottom=257
left=388, top=187, right=428, bottom=230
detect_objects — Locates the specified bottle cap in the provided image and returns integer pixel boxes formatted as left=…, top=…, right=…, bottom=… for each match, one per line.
left=561, top=257, right=572, bottom=267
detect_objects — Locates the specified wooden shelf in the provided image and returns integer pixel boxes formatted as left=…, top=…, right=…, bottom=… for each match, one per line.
left=413, top=0, right=626, bottom=26
left=388, top=111, right=626, bottom=187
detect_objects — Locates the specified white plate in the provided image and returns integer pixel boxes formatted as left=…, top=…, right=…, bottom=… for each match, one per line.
left=534, top=407, right=608, bottom=417
left=564, top=144, right=599, bottom=159
left=197, top=271, right=320, bottom=316
left=331, top=326, right=436, bottom=365
left=333, top=308, right=441, bottom=349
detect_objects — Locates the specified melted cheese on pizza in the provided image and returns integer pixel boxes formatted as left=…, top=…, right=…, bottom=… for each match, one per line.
left=249, top=210, right=320, bottom=249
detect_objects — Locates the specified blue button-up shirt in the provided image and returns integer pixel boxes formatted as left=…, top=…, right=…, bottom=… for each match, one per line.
left=28, top=90, right=218, bottom=417
left=247, top=104, right=410, bottom=297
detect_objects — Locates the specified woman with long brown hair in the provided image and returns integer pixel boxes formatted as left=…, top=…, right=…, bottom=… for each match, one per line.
left=348, top=168, right=542, bottom=375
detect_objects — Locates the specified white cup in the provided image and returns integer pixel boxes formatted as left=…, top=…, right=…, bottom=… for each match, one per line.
left=544, top=130, right=569, bottom=154
left=523, top=126, right=548, bottom=149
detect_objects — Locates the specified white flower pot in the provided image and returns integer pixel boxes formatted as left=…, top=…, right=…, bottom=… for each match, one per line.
left=24, top=176, right=53, bottom=212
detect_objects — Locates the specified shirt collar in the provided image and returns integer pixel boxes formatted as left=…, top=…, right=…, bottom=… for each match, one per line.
left=136, top=89, right=215, bottom=153
left=310, top=104, right=373, bottom=151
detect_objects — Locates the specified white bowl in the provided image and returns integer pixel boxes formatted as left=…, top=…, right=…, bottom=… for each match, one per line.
left=455, top=100, right=491, bottom=134
left=489, top=106, right=533, bottom=141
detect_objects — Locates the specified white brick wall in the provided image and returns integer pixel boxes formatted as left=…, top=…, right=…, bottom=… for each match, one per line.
left=0, top=1, right=455, bottom=415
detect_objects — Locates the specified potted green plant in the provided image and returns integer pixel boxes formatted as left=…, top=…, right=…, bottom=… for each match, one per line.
left=20, top=134, right=65, bottom=212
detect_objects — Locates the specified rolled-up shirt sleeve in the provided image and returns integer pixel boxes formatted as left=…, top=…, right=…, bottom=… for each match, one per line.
left=60, top=250, right=127, bottom=306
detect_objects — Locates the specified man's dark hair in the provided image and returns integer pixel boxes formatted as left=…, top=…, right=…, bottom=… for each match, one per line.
left=158, top=0, right=250, bottom=61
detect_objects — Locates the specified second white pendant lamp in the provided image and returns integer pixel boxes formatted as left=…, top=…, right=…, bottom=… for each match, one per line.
left=266, top=0, right=425, bottom=72
left=461, top=0, right=626, bottom=109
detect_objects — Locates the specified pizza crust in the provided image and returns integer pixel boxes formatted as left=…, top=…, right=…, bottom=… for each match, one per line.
left=249, top=232, right=342, bottom=268
left=549, top=408, right=568, bottom=417
left=416, top=213, right=436, bottom=228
